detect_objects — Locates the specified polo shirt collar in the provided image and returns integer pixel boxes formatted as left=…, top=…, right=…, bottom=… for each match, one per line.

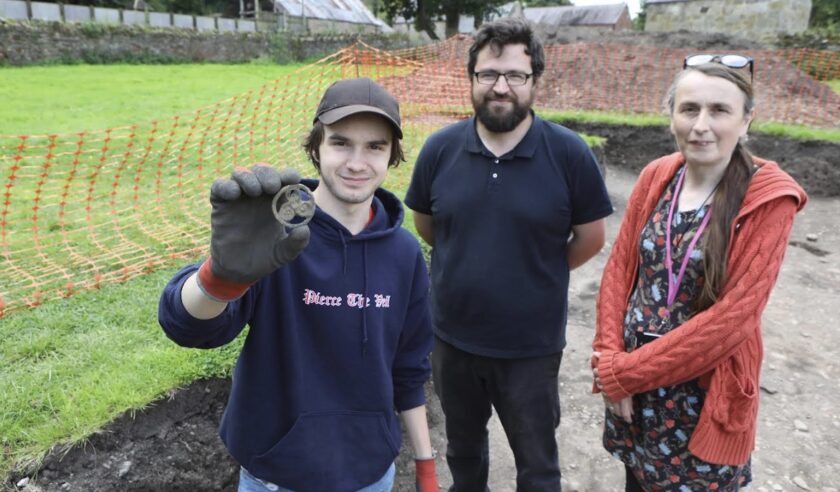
left=464, top=111, right=542, bottom=159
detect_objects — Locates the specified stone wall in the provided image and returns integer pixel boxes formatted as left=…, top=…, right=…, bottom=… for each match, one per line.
left=0, top=22, right=416, bottom=65
left=0, top=22, right=271, bottom=64
left=646, top=0, right=811, bottom=39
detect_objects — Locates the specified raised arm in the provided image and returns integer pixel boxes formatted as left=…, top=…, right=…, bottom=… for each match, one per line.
left=159, top=165, right=309, bottom=347
left=195, top=164, right=309, bottom=299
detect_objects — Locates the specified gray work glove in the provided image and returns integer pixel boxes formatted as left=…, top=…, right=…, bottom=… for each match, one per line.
left=196, top=164, right=311, bottom=302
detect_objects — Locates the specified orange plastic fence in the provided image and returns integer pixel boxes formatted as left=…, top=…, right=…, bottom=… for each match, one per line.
left=1, top=37, right=838, bottom=317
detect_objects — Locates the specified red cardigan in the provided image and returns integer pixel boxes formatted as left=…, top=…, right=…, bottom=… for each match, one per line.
left=593, top=152, right=807, bottom=465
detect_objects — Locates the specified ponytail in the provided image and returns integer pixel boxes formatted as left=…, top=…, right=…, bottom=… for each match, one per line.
left=695, top=142, right=753, bottom=311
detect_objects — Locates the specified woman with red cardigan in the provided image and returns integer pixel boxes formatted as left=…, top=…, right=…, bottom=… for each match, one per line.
left=592, top=57, right=807, bottom=491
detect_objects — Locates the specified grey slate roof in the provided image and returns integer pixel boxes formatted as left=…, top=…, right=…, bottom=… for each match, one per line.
left=522, top=3, right=627, bottom=26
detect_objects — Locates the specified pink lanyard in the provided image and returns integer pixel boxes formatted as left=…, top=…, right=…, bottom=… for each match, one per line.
left=665, top=168, right=713, bottom=308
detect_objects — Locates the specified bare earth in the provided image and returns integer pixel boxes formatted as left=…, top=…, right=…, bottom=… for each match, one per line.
left=5, top=124, right=840, bottom=492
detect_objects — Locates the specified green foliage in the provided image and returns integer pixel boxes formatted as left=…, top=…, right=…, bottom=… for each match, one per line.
left=380, top=0, right=510, bottom=39
left=0, top=268, right=244, bottom=478
left=75, top=48, right=185, bottom=64
left=523, top=0, right=571, bottom=7
left=380, top=0, right=438, bottom=39
left=76, top=21, right=113, bottom=39
left=752, top=121, right=840, bottom=142
left=54, top=0, right=129, bottom=8
left=634, top=0, right=647, bottom=31
left=269, top=31, right=296, bottom=64
left=538, top=109, right=840, bottom=143
left=539, top=109, right=669, bottom=127
left=777, top=27, right=840, bottom=50
left=810, top=0, right=840, bottom=30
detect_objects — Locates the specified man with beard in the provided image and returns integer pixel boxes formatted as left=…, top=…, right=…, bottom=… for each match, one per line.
left=405, top=18, right=612, bottom=491
left=159, top=78, right=439, bottom=492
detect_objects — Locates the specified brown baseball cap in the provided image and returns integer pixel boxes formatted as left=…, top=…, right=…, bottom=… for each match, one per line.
left=314, top=77, right=402, bottom=139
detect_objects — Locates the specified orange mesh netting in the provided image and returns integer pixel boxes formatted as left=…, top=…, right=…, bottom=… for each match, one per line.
left=1, top=37, right=838, bottom=317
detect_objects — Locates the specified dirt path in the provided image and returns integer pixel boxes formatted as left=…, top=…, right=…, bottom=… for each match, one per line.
left=6, top=127, right=839, bottom=492
left=548, top=164, right=840, bottom=492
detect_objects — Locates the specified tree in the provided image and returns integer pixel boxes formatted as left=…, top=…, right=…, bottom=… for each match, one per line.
left=810, top=0, right=840, bottom=30
left=462, top=0, right=508, bottom=33
left=381, top=0, right=439, bottom=39
left=634, top=0, right=647, bottom=31
left=381, top=0, right=508, bottom=40
left=415, top=0, right=440, bottom=39
left=523, top=0, right=571, bottom=7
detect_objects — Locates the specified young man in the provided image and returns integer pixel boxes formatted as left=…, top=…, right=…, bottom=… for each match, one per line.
left=159, top=78, right=438, bottom=492
left=405, top=19, right=613, bottom=491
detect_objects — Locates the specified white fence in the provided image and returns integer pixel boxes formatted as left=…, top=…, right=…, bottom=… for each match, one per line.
left=0, top=0, right=260, bottom=31
left=0, top=0, right=382, bottom=33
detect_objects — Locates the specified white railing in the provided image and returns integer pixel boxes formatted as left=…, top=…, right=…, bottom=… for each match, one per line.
left=0, top=0, right=386, bottom=33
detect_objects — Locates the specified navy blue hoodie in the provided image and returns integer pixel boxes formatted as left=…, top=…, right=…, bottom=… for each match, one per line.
left=158, top=182, right=432, bottom=492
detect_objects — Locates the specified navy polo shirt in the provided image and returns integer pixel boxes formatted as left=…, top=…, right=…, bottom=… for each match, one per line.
left=405, top=115, right=613, bottom=358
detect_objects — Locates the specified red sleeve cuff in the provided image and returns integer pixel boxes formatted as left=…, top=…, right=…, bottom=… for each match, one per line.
left=598, top=351, right=632, bottom=402
left=196, top=258, right=252, bottom=302
left=415, top=457, right=437, bottom=489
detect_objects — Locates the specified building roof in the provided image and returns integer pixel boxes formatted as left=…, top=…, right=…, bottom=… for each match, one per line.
left=392, top=2, right=627, bottom=33
left=273, top=0, right=390, bottom=29
left=522, top=3, right=628, bottom=26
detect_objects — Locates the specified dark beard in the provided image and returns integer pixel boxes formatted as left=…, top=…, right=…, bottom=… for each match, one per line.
left=474, top=99, right=530, bottom=133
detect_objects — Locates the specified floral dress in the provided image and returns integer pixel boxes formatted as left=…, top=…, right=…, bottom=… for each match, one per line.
left=603, top=170, right=752, bottom=491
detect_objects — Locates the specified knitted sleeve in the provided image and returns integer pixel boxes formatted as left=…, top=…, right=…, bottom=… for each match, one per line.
left=597, top=197, right=798, bottom=401
left=593, top=165, right=655, bottom=357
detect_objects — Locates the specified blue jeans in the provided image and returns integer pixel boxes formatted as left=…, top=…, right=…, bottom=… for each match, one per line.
left=433, top=336, right=563, bottom=492
left=238, top=463, right=396, bottom=492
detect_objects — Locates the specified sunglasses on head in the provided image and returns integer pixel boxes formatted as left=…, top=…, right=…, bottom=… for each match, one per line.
left=683, top=54, right=754, bottom=83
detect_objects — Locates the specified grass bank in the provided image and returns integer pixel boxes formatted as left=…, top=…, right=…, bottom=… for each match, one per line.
left=539, top=110, right=840, bottom=142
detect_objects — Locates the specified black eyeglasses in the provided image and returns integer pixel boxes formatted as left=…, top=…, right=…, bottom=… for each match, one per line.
left=473, top=71, right=533, bottom=87
left=683, top=54, right=754, bottom=82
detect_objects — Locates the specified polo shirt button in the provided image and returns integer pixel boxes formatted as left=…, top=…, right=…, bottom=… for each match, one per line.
left=494, top=159, right=499, bottom=163
left=492, top=173, right=498, bottom=178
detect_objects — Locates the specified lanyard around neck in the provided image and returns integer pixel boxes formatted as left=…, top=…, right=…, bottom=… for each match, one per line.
left=665, top=167, right=714, bottom=307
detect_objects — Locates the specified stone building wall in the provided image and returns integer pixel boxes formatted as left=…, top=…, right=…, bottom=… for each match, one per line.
left=0, top=22, right=272, bottom=65
left=646, top=0, right=811, bottom=39
left=0, top=22, right=414, bottom=65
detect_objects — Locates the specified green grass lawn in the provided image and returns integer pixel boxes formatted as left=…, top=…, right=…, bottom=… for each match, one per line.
left=828, top=79, right=840, bottom=95
left=0, top=269, right=243, bottom=473
left=539, top=109, right=840, bottom=142
left=0, top=63, right=305, bottom=135
left=1, top=63, right=838, bottom=480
